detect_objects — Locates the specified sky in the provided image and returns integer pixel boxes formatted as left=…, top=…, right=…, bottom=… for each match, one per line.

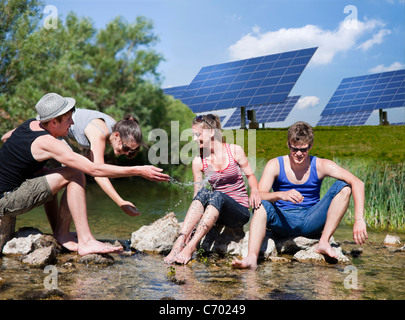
left=43, top=0, right=405, bottom=127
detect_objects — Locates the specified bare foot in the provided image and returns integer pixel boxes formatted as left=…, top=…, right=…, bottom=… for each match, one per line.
left=55, top=232, right=79, bottom=252
left=174, top=247, right=194, bottom=265
left=78, top=239, right=123, bottom=256
left=315, top=241, right=338, bottom=259
left=164, top=234, right=186, bottom=264
left=231, top=255, right=258, bottom=269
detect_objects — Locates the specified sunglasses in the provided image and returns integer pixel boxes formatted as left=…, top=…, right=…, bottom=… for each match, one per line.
left=121, top=141, right=139, bottom=157
left=194, top=114, right=215, bottom=128
left=288, top=143, right=311, bottom=153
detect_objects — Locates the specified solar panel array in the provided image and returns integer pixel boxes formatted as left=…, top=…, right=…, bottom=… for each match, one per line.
left=224, top=96, right=301, bottom=128
left=173, top=47, right=316, bottom=113
left=162, top=85, right=188, bottom=100
left=317, top=110, right=373, bottom=126
left=317, top=69, right=405, bottom=126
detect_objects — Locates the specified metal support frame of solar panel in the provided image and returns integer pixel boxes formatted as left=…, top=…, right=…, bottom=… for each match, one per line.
left=317, top=110, right=373, bottom=126
left=320, top=69, right=405, bottom=118
left=178, top=47, right=317, bottom=113
left=224, top=96, right=300, bottom=128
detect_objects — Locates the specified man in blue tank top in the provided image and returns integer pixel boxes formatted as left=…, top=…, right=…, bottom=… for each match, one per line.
left=0, top=93, right=169, bottom=255
left=233, top=121, right=368, bottom=269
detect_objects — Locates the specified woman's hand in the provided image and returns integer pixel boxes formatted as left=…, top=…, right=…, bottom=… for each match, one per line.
left=139, top=165, right=170, bottom=182
left=119, top=200, right=141, bottom=217
left=249, top=189, right=262, bottom=210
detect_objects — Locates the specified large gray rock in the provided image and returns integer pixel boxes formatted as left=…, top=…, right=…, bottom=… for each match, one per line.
left=201, top=226, right=277, bottom=260
left=3, top=227, right=61, bottom=255
left=22, top=246, right=58, bottom=267
left=130, top=212, right=181, bottom=253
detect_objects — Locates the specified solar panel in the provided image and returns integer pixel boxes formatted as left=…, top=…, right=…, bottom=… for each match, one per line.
left=321, top=69, right=405, bottom=116
left=317, top=110, right=373, bottom=126
left=223, top=96, right=301, bottom=128
left=177, top=47, right=317, bottom=113
left=163, top=85, right=188, bottom=100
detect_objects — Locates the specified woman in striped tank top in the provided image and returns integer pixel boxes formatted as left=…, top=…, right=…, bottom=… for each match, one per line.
left=165, top=114, right=261, bottom=265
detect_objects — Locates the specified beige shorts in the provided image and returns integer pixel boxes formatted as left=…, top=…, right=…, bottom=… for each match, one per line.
left=0, top=176, right=53, bottom=217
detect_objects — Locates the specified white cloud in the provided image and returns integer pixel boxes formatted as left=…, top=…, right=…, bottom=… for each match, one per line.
left=295, top=96, right=320, bottom=110
left=369, top=61, right=405, bottom=73
left=228, top=19, right=389, bottom=65
left=357, top=29, right=391, bottom=50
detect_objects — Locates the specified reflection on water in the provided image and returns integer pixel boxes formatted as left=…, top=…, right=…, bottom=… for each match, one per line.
left=1, top=178, right=404, bottom=300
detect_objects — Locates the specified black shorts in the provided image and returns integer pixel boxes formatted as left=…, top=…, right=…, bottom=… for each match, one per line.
left=193, top=188, right=251, bottom=228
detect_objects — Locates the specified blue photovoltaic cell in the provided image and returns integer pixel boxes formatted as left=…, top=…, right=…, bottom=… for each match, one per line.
left=321, top=69, right=405, bottom=116
left=178, top=48, right=317, bottom=113
left=223, top=96, right=301, bottom=128
left=316, top=110, right=373, bottom=126
left=163, top=85, right=188, bottom=100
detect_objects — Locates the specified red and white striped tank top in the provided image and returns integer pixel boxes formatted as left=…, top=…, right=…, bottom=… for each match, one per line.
left=202, top=143, right=249, bottom=208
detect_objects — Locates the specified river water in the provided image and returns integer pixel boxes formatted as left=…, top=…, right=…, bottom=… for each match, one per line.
left=0, top=178, right=404, bottom=300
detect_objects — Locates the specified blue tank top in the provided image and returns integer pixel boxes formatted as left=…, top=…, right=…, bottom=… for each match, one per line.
left=272, top=156, right=322, bottom=209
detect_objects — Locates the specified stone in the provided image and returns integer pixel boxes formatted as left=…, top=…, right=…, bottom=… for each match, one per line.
left=22, top=246, right=57, bottom=267
left=130, top=212, right=181, bottom=253
left=383, top=234, right=401, bottom=246
left=200, top=224, right=245, bottom=256
left=293, top=244, right=350, bottom=264
left=78, top=253, right=114, bottom=266
left=275, top=236, right=320, bottom=255
left=129, top=214, right=350, bottom=265
left=2, top=227, right=61, bottom=255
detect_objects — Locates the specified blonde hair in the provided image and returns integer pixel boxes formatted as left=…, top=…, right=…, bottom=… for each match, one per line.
left=192, top=114, right=223, bottom=142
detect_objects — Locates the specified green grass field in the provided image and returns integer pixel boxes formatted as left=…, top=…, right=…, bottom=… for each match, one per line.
left=247, top=125, right=405, bottom=163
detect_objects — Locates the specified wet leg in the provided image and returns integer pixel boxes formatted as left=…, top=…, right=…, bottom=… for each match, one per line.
left=316, top=186, right=351, bottom=258
left=174, top=204, right=219, bottom=264
left=164, top=200, right=204, bottom=263
left=232, top=205, right=267, bottom=269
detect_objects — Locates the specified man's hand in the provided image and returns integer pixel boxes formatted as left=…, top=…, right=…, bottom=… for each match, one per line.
left=353, top=219, right=368, bottom=244
left=282, top=189, right=304, bottom=204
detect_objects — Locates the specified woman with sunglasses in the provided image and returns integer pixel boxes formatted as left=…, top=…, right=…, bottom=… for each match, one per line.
left=164, top=114, right=261, bottom=265
left=62, top=108, right=172, bottom=217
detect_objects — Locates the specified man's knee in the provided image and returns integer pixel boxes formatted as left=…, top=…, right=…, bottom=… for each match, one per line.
left=338, top=185, right=352, bottom=199
left=46, top=167, right=86, bottom=193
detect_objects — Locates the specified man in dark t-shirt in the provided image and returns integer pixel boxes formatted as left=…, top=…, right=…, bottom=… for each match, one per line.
left=0, top=93, right=169, bottom=255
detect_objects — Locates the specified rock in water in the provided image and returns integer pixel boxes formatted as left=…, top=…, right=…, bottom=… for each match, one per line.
left=130, top=212, right=181, bottom=253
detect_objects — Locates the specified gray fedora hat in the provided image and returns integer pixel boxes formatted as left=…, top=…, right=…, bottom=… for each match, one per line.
left=35, top=93, right=76, bottom=122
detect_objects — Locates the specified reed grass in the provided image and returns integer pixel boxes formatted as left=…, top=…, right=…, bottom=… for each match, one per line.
left=321, top=158, right=405, bottom=231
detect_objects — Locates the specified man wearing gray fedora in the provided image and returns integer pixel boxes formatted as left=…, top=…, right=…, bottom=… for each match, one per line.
left=0, top=93, right=170, bottom=255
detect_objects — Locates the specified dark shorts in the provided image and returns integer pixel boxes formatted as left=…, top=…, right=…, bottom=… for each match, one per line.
left=0, top=176, right=53, bottom=217
left=261, top=180, right=349, bottom=237
left=193, top=188, right=251, bottom=228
